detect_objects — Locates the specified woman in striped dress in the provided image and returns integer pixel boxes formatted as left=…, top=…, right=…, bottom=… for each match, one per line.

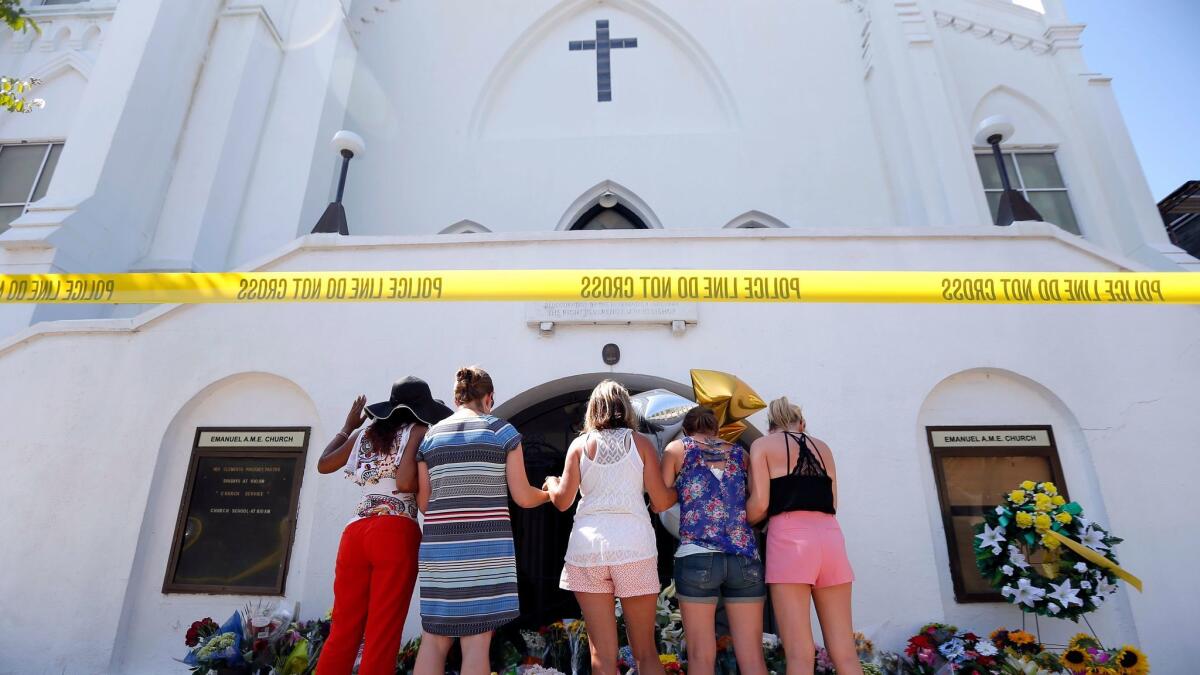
left=414, top=366, right=550, bottom=675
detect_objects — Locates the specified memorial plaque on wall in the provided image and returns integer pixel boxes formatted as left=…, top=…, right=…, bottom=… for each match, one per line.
left=163, top=427, right=310, bottom=595
left=925, top=425, right=1068, bottom=603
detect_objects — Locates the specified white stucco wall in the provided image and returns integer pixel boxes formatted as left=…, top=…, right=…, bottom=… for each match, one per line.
left=0, top=228, right=1195, bottom=673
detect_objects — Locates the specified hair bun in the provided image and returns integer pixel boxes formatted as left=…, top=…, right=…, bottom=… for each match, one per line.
left=456, top=368, right=474, bottom=383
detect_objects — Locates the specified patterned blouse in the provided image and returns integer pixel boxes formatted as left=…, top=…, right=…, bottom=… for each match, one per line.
left=676, top=436, right=758, bottom=559
left=344, top=424, right=419, bottom=523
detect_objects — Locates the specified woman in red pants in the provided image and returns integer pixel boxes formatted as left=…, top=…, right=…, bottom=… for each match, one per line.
left=315, top=377, right=452, bottom=675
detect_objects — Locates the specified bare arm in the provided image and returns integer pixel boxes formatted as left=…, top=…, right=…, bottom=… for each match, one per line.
left=546, top=439, right=584, bottom=512
left=660, top=439, right=684, bottom=490
left=507, top=443, right=551, bottom=509
left=317, top=395, right=368, bottom=474
left=636, top=434, right=677, bottom=512
left=746, top=439, right=771, bottom=524
left=416, top=461, right=431, bottom=513
left=393, top=425, right=427, bottom=494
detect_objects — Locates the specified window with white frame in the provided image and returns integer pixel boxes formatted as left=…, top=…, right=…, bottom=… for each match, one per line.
left=0, top=141, right=63, bottom=234
left=975, top=151, right=1080, bottom=235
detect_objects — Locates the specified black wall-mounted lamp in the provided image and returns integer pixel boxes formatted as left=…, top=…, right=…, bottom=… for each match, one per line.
left=312, top=130, right=366, bottom=235
left=975, top=116, right=1043, bottom=227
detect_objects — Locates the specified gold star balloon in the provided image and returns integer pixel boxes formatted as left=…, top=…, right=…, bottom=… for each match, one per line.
left=690, top=369, right=765, bottom=442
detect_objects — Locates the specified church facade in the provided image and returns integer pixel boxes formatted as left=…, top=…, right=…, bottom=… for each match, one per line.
left=0, top=1, right=1196, bottom=673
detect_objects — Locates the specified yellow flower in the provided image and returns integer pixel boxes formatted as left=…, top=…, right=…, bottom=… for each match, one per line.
left=1009, top=489, right=1028, bottom=505
left=1062, top=647, right=1090, bottom=673
left=1021, top=480, right=1037, bottom=491
left=1042, top=533, right=1062, bottom=549
left=1052, top=495, right=1066, bottom=506
left=1034, top=513, right=1052, bottom=531
left=1034, top=494, right=1054, bottom=512
left=1115, top=645, right=1148, bottom=675
left=1040, top=482, right=1058, bottom=496
left=1056, top=512, right=1073, bottom=525
left=1008, top=630, right=1037, bottom=646
left=1068, top=633, right=1097, bottom=650
left=1015, top=512, right=1034, bottom=528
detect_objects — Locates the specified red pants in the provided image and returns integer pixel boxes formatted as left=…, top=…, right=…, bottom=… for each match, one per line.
left=317, top=515, right=420, bottom=675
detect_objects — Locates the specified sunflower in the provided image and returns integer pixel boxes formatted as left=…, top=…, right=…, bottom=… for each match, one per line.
left=1061, top=647, right=1090, bottom=673
left=1068, top=633, right=1100, bottom=650
left=1115, top=645, right=1148, bottom=675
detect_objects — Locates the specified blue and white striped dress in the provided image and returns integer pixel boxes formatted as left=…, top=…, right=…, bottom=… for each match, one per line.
left=415, top=413, right=522, bottom=636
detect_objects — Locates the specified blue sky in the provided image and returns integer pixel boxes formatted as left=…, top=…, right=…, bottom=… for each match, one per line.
left=1068, top=0, right=1199, bottom=200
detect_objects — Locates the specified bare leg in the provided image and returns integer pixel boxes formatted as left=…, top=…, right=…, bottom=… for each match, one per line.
left=413, top=632, right=453, bottom=675
left=812, top=583, right=863, bottom=675
left=678, top=601, right=717, bottom=675
left=459, top=631, right=494, bottom=675
left=727, top=600, right=769, bottom=675
left=576, top=592, right=620, bottom=675
left=771, top=583, right=815, bottom=675
left=620, top=593, right=666, bottom=675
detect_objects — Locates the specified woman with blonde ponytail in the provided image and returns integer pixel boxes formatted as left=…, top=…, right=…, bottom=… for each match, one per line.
left=747, top=397, right=862, bottom=675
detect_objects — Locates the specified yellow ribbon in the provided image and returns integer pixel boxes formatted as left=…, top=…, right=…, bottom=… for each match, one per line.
left=1043, top=529, right=1143, bottom=592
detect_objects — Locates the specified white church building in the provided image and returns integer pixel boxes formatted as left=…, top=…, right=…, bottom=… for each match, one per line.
left=0, top=0, right=1197, bottom=673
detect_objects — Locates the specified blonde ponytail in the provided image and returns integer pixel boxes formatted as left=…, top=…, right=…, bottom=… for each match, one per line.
left=767, top=396, right=804, bottom=432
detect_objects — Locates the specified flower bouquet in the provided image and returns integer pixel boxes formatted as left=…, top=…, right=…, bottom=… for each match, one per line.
left=181, top=612, right=246, bottom=674
left=901, top=622, right=1001, bottom=674
left=1059, top=634, right=1147, bottom=674
left=976, top=481, right=1128, bottom=621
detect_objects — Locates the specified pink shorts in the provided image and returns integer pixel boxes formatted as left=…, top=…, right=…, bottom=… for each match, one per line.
left=765, top=511, right=855, bottom=588
left=559, top=558, right=660, bottom=598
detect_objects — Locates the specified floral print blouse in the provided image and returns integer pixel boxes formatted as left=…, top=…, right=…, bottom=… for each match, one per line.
left=676, top=436, right=758, bottom=559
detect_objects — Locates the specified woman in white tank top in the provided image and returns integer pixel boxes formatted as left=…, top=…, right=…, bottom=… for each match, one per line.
left=545, top=380, right=677, bottom=675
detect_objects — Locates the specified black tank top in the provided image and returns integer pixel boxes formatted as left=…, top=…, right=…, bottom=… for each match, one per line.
left=767, top=431, right=835, bottom=516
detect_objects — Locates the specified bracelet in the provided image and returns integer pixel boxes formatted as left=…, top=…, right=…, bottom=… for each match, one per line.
left=334, top=430, right=349, bottom=440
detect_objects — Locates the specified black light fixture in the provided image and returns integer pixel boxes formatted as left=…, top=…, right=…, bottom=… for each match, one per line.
left=975, top=116, right=1042, bottom=227
left=602, top=343, right=621, bottom=366
left=312, top=130, right=365, bottom=235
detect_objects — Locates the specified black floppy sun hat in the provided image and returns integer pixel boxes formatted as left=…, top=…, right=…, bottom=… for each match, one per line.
left=365, top=376, right=453, bottom=426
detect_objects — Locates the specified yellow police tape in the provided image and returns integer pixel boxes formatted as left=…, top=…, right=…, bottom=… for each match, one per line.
left=0, top=270, right=1196, bottom=304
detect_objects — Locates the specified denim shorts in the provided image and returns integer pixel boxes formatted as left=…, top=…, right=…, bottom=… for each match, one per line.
left=673, top=552, right=766, bottom=604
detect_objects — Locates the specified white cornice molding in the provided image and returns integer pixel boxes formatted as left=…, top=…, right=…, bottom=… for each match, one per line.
left=933, top=10, right=1052, bottom=55
left=221, top=3, right=284, bottom=50
left=25, top=49, right=94, bottom=81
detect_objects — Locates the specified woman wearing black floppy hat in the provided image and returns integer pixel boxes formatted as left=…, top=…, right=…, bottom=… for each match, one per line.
left=315, top=377, right=452, bottom=675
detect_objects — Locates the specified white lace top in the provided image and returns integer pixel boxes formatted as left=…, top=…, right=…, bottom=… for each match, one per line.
left=344, top=424, right=418, bottom=524
left=563, top=428, right=657, bottom=566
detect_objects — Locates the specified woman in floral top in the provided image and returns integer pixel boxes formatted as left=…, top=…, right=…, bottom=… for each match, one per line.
left=660, top=406, right=767, bottom=675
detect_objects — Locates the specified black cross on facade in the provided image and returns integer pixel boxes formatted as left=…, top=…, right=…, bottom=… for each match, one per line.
left=569, top=20, right=638, bottom=102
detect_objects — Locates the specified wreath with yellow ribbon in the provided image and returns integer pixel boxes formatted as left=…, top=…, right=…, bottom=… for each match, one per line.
left=974, top=480, right=1142, bottom=621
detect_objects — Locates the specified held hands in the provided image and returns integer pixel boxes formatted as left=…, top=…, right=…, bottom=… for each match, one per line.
left=344, top=395, right=368, bottom=433
left=542, top=475, right=561, bottom=493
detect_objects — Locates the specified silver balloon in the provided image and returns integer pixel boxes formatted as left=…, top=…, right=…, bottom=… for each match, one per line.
left=630, top=388, right=694, bottom=455
left=630, top=388, right=694, bottom=540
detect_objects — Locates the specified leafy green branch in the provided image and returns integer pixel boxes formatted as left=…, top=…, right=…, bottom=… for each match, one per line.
left=2, top=0, right=44, bottom=114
